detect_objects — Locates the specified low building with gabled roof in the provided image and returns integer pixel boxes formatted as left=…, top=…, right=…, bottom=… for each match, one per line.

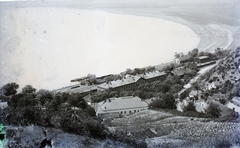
left=96, top=96, right=148, bottom=117
left=97, top=74, right=143, bottom=91
left=171, top=67, right=192, bottom=77
left=174, top=55, right=192, bottom=64
left=197, top=56, right=210, bottom=63
left=97, top=71, right=167, bottom=91
left=55, top=84, right=97, bottom=96
left=139, top=71, right=167, bottom=82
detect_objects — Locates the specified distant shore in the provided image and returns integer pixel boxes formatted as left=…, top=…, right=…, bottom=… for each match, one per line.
left=101, top=5, right=240, bottom=53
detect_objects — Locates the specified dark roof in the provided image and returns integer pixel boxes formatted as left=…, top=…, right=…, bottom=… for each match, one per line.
left=97, top=71, right=166, bottom=89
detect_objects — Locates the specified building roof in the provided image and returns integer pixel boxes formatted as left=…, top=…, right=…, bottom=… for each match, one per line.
left=97, top=74, right=142, bottom=89
left=70, top=76, right=88, bottom=82
left=171, top=67, right=191, bottom=76
left=139, top=71, right=167, bottom=80
left=83, top=94, right=92, bottom=102
left=176, top=55, right=191, bottom=61
left=97, top=71, right=167, bottom=89
left=55, top=85, right=97, bottom=94
left=144, top=98, right=155, bottom=104
left=189, top=90, right=198, bottom=97
left=198, top=56, right=209, bottom=60
left=97, top=96, right=148, bottom=114
left=189, top=90, right=203, bottom=97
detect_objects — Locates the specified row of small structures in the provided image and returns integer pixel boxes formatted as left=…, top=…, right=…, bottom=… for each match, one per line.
left=54, top=55, right=216, bottom=117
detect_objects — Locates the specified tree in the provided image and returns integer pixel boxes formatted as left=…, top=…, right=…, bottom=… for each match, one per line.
left=180, top=89, right=190, bottom=101
left=85, top=106, right=96, bottom=117
left=22, top=85, right=36, bottom=94
left=175, top=52, right=181, bottom=58
left=215, top=48, right=222, bottom=56
left=125, top=68, right=132, bottom=75
left=37, top=89, right=54, bottom=106
left=87, top=74, right=96, bottom=84
left=149, top=93, right=176, bottom=109
left=146, top=66, right=155, bottom=72
left=198, top=51, right=204, bottom=56
left=18, top=93, right=37, bottom=107
left=188, top=48, right=199, bottom=58
left=159, top=84, right=170, bottom=93
left=0, top=82, right=19, bottom=96
left=163, top=93, right=176, bottom=109
left=183, top=101, right=196, bottom=112
left=192, top=82, right=201, bottom=95
left=170, top=84, right=183, bottom=94
left=175, top=52, right=185, bottom=58
left=47, top=98, right=61, bottom=112
left=186, top=62, right=198, bottom=71
left=166, top=75, right=182, bottom=86
left=67, top=96, right=79, bottom=107
left=205, top=103, right=221, bottom=118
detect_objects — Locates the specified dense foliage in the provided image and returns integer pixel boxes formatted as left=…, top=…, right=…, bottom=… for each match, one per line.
left=175, top=48, right=229, bottom=61
left=148, top=93, right=176, bottom=109
left=183, top=101, right=196, bottom=112
left=0, top=83, right=106, bottom=139
left=205, top=103, right=221, bottom=118
left=0, top=83, right=148, bottom=147
left=91, top=74, right=184, bottom=103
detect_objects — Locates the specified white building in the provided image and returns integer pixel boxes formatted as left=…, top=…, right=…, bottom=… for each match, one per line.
left=174, top=55, right=191, bottom=64
left=96, top=96, right=148, bottom=117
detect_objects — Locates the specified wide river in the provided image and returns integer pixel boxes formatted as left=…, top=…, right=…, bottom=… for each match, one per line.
left=0, top=7, right=200, bottom=90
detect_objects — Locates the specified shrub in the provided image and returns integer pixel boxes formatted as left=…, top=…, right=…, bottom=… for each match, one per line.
left=149, top=94, right=176, bottom=109
left=84, top=119, right=106, bottom=139
left=85, top=106, right=96, bottom=117
left=183, top=101, right=196, bottom=112
left=219, top=99, right=226, bottom=105
left=205, top=103, right=221, bottom=118
left=180, top=90, right=190, bottom=101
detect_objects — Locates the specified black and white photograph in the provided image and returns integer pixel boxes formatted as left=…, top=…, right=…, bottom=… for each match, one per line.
left=0, top=0, right=240, bottom=147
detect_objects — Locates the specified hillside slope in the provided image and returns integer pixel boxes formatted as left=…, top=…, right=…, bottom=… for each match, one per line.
left=198, top=47, right=240, bottom=112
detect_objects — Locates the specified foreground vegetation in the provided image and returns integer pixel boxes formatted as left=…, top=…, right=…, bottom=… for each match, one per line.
left=0, top=83, right=146, bottom=147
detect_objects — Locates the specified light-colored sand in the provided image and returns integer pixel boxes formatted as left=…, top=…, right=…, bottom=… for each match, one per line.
left=104, top=4, right=240, bottom=52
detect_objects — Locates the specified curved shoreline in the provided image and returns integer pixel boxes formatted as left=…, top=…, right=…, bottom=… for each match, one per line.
left=102, top=6, right=240, bottom=52
left=0, top=7, right=199, bottom=89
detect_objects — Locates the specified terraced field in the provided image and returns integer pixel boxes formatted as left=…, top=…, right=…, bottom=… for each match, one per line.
left=109, top=110, right=240, bottom=147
